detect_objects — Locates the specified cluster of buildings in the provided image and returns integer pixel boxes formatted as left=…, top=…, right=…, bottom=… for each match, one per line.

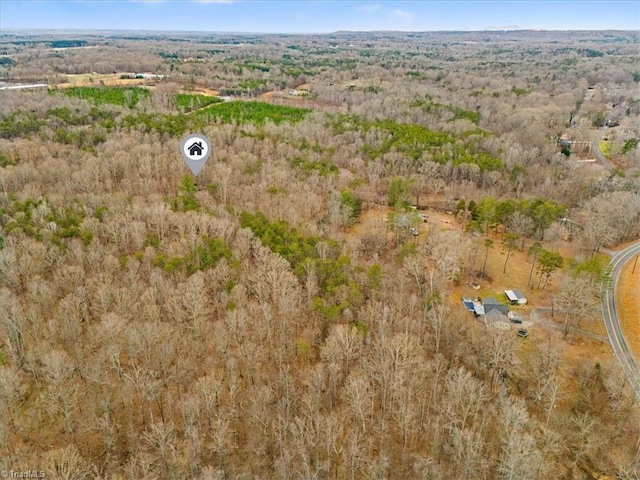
left=462, top=289, right=527, bottom=329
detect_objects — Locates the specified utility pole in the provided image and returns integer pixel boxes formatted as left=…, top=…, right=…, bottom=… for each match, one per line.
left=633, top=254, right=638, bottom=274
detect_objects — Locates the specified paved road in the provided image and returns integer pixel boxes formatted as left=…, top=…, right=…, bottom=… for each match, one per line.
left=592, top=128, right=615, bottom=170
left=601, top=242, right=640, bottom=402
left=592, top=125, right=640, bottom=401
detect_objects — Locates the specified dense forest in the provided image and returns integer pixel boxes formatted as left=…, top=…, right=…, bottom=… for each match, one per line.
left=1, top=30, right=640, bottom=479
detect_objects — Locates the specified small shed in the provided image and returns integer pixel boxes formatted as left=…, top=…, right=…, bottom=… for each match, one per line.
left=505, top=289, right=527, bottom=305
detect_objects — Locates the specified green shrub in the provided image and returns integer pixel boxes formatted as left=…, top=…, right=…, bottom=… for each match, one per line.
left=329, top=114, right=501, bottom=170
left=0, top=111, right=44, bottom=139
left=290, top=156, right=338, bottom=176
left=174, top=94, right=222, bottom=113
left=240, top=211, right=351, bottom=296
left=0, top=151, right=20, bottom=167
left=195, top=101, right=310, bottom=126
left=622, top=138, right=638, bottom=154
left=152, top=236, right=233, bottom=276
left=340, top=190, right=362, bottom=222
left=61, top=86, right=151, bottom=108
left=168, top=176, right=201, bottom=212
left=123, top=101, right=310, bottom=137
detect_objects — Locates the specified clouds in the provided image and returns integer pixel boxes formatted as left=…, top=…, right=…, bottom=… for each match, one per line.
left=355, top=3, right=417, bottom=26
left=3, top=1, right=634, bottom=32
left=355, top=3, right=417, bottom=30
left=392, top=8, right=415, bottom=27
left=130, top=0, right=235, bottom=3
left=358, top=3, right=381, bottom=14
left=393, top=9, right=411, bottom=19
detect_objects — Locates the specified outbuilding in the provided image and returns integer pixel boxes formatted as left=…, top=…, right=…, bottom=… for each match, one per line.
left=505, top=289, right=527, bottom=305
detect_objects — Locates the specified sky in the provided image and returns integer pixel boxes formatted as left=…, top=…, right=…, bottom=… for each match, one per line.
left=0, top=1, right=638, bottom=33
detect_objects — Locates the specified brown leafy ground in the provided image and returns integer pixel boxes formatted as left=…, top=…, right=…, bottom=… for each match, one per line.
left=347, top=202, right=618, bottom=455
left=260, top=83, right=311, bottom=100
left=349, top=203, right=588, bottom=310
left=617, top=255, right=640, bottom=359
left=260, top=83, right=341, bottom=111
left=454, top=234, right=609, bottom=339
left=346, top=202, right=611, bottom=359
left=187, top=86, right=220, bottom=97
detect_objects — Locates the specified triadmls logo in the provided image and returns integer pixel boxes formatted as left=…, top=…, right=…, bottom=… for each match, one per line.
left=0, top=471, right=46, bottom=478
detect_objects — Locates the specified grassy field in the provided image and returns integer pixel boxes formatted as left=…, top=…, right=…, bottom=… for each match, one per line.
left=598, top=139, right=612, bottom=156
left=55, top=73, right=151, bottom=87
left=48, top=85, right=312, bottom=129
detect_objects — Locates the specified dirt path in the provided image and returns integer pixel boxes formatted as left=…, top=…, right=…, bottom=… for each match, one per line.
left=185, top=87, right=220, bottom=97
left=530, top=308, right=609, bottom=343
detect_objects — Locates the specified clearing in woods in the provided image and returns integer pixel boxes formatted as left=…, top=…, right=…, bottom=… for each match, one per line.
left=260, top=83, right=339, bottom=110
left=346, top=201, right=610, bottom=348
left=54, top=74, right=220, bottom=97
left=56, top=73, right=154, bottom=88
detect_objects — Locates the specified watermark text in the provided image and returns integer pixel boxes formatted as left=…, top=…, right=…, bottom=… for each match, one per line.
left=0, top=471, right=46, bottom=479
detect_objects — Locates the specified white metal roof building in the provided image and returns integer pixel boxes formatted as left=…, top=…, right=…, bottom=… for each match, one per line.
left=505, top=289, right=527, bottom=305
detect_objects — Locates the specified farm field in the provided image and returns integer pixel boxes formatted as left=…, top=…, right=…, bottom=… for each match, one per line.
left=54, top=72, right=154, bottom=87
left=54, top=73, right=222, bottom=97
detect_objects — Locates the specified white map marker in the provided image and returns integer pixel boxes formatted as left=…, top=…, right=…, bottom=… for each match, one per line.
left=181, top=133, right=212, bottom=176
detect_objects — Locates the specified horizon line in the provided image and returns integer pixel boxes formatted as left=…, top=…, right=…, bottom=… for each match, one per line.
left=2, top=27, right=638, bottom=35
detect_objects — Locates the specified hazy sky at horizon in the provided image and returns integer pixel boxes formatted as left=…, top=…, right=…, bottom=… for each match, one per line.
left=1, top=1, right=638, bottom=33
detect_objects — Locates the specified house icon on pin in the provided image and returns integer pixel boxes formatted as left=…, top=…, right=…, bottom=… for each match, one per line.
left=188, top=142, right=203, bottom=156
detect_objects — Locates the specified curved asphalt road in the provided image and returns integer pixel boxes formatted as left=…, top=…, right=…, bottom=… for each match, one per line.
left=591, top=125, right=640, bottom=401
left=601, top=241, right=640, bottom=402
left=592, top=128, right=615, bottom=170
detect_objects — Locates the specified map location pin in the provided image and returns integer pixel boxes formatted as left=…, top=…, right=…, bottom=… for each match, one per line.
left=181, top=133, right=212, bottom=176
